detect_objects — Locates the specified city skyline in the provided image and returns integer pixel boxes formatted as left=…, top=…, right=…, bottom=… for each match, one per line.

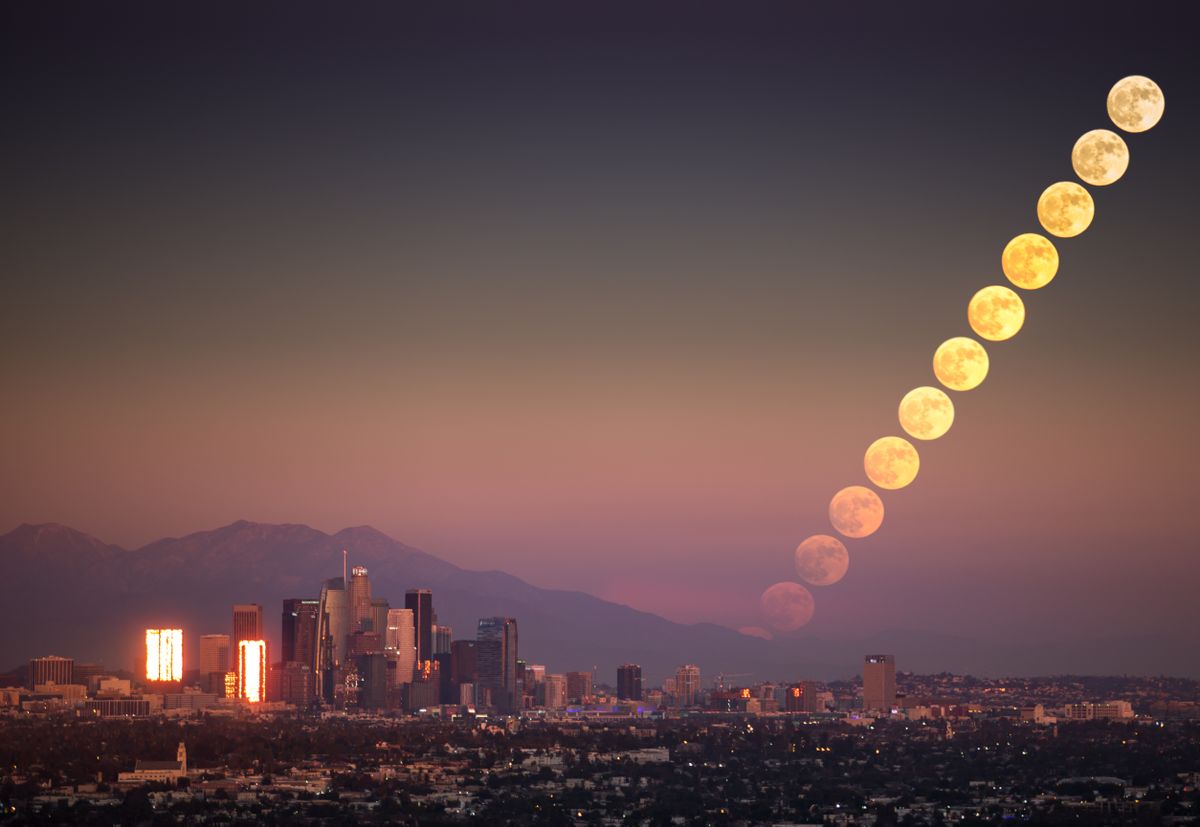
left=1, top=5, right=1197, bottom=674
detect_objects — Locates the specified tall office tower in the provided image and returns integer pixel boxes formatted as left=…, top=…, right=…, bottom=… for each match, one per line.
left=385, top=608, right=415, bottom=685
left=565, top=671, right=593, bottom=704
left=405, top=589, right=434, bottom=665
left=617, top=663, right=643, bottom=701
left=370, top=599, right=389, bottom=638
left=237, top=640, right=267, bottom=703
left=316, top=577, right=349, bottom=701
left=433, top=624, right=453, bottom=655
left=28, top=656, right=73, bottom=689
left=199, top=634, right=231, bottom=694
left=786, top=680, right=822, bottom=713
left=863, top=654, right=896, bottom=711
left=232, top=604, right=263, bottom=652
left=542, top=674, right=567, bottom=710
left=675, top=664, right=701, bottom=708
left=450, top=639, right=477, bottom=686
left=270, top=661, right=314, bottom=707
left=144, top=629, right=183, bottom=682
left=476, top=617, right=519, bottom=713
left=348, top=566, right=373, bottom=631
left=281, top=599, right=319, bottom=665
left=355, top=653, right=389, bottom=709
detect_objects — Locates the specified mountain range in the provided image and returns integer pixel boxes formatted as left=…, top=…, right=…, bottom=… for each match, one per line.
left=2, top=521, right=1187, bottom=683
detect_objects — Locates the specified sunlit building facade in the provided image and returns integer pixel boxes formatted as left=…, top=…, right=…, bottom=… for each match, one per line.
left=144, top=628, right=183, bottom=682
left=385, top=608, right=415, bottom=685
left=316, top=577, right=348, bottom=701
left=238, top=640, right=267, bottom=703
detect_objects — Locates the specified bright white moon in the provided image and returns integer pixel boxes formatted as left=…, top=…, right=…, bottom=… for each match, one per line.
left=1107, top=75, right=1164, bottom=133
left=1037, top=181, right=1094, bottom=238
left=898, top=386, right=955, bottom=441
left=864, top=436, right=920, bottom=490
left=933, top=337, right=989, bottom=391
left=1002, top=233, right=1059, bottom=291
left=968, top=285, right=1026, bottom=342
left=760, top=582, right=815, bottom=631
left=794, top=534, right=850, bottom=587
left=829, top=485, right=884, bottom=538
left=1072, top=129, right=1129, bottom=187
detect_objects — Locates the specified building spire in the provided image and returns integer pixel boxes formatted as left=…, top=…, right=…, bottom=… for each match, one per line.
left=342, top=548, right=347, bottom=585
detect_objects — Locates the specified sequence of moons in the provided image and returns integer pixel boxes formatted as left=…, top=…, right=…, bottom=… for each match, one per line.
left=1072, top=129, right=1129, bottom=186
left=794, top=534, right=850, bottom=586
left=760, top=581, right=816, bottom=630
left=1037, top=181, right=1094, bottom=238
left=1107, top=75, right=1164, bottom=133
left=829, top=485, right=885, bottom=538
left=864, top=435, right=920, bottom=490
left=898, top=385, right=955, bottom=441
left=1001, top=232, right=1059, bottom=290
left=933, top=336, right=989, bottom=391
left=968, top=285, right=1026, bottom=341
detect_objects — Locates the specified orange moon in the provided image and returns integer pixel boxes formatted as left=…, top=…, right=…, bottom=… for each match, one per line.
left=1072, top=129, right=1129, bottom=187
left=933, top=336, right=989, bottom=391
left=898, top=386, right=955, bottom=441
left=864, top=436, right=920, bottom=490
left=760, top=582, right=815, bottom=630
left=1037, top=181, right=1094, bottom=238
left=794, top=534, right=850, bottom=586
left=1002, top=233, right=1059, bottom=290
left=1107, top=75, right=1164, bottom=133
left=829, top=485, right=884, bottom=538
left=968, top=285, right=1026, bottom=342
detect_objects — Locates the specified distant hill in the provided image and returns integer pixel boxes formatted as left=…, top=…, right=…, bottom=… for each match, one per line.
left=6, top=521, right=1180, bottom=683
left=1, top=520, right=844, bottom=684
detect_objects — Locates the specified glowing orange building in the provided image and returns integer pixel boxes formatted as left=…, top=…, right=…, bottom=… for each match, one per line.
left=145, top=629, right=183, bottom=682
left=238, top=640, right=267, bottom=703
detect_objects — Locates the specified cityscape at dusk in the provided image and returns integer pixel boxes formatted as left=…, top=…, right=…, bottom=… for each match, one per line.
left=1, top=1, right=1198, bottom=824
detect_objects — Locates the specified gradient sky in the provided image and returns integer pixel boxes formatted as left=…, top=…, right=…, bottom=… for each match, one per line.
left=3, top=3, right=1198, bottom=666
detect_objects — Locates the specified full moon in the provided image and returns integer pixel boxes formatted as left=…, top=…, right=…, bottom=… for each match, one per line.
left=1107, top=75, right=1164, bottom=133
left=1037, top=181, right=1094, bottom=238
left=1072, top=129, right=1129, bottom=187
left=1002, top=233, right=1059, bottom=290
left=864, top=436, right=920, bottom=490
left=760, top=582, right=815, bottom=631
left=829, top=485, right=884, bottom=538
left=794, top=534, right=850, bottom=586
left=933, top=337, right=989, bottom=391
left=968, top=285, right=1026, bottom=342
left=898, top=386, right=955, bottom=441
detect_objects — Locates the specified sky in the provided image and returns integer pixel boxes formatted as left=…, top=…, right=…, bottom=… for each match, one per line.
left=2, top=3, right=1198, bottom=667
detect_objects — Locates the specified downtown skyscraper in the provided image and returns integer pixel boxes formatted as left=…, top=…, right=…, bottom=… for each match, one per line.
left=477, top=617, right=519, bottom=714
left=405, top=589, right=433, bottom=665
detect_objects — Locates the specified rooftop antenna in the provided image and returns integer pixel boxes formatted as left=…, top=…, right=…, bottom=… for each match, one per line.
left=342, top=548, right=348, bottom=585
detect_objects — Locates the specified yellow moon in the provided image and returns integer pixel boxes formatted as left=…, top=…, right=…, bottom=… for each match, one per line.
left=933, top=337, right=989, bottom=391
left=864, top=436, right=920, bottom=490
left=794, top=534, right=849, bottom=586
left=1072, top=129, right=1129, bottom=186
left=1107, top=75, right=1164, bottom=133
left=1002, top=233, right=1058, bottom=290
left=1037, top=181, right=1094, bottom=238
left=760, top=581, right=815, bottom=630
left=968, top=285, right=1026, bottom=342
left=829, top=485, right=884, bottom=538
left=898, top=386, right=955, bottom=441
